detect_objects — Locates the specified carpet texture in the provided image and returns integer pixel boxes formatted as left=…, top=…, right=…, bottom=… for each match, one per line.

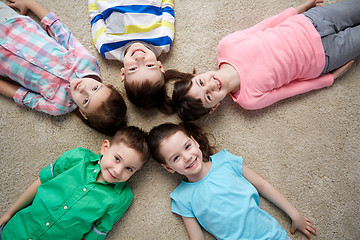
left=0, top=0, right=359, bottom=239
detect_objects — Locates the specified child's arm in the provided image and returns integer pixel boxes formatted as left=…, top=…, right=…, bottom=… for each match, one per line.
left=294, top=0, right=323, bottom=14
left=8, top=0, right=49, bottom=19
left=242, top=165, right=317, bottom=240
left=182, top=216, right=206, bottom=240
left=0, top=178, right=41, bottom=226
left=0, top=78, right=19, bottom=98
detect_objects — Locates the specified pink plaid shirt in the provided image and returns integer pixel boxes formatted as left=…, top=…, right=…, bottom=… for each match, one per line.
left=0, top=13, right=102, bottom=115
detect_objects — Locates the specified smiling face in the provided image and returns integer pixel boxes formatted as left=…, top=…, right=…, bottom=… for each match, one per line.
left=187, top=71, right=228, bottom=109
left=97, top=140, right=144, bottom=183
left=159, top=130, right=208, bottom=182
left=121, top=42, right=164, bottom=86
left=70, top=77, right=111, bottom=118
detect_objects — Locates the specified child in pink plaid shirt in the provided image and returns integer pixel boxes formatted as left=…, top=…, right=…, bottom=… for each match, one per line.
left=0, top=0, right=127, bottom=135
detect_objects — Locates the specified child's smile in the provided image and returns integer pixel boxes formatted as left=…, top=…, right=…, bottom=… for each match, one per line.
left=97, top=140, right=144, bottom=183
left=187, top=72, right=227, bottom=109
left=159, top=131, right=211, bottom=182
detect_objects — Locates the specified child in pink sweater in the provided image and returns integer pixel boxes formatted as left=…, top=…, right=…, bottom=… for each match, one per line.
left=168, top=0, right=359, bottom=121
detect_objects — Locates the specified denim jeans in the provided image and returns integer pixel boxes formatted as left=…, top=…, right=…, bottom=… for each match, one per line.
left=303, top=0, right=360, bottom=73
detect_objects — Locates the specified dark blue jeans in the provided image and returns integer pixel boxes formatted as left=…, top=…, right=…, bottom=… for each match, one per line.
left=303, top=0, right=360, bottom=73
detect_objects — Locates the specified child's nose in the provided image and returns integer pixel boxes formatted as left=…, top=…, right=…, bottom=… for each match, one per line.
left=207, top=81, right=216, bottom=91
left=134, top=55, right=145, bottom=61
left=114, top=166, right=123, bottom=176
left=78, top=84, right=86, bottom=92
left=183, top=152, right=192, bottom=162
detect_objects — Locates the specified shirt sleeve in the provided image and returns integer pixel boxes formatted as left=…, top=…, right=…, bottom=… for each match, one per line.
left=83, top=185, right=133, bottom=240
left=39, top=148, right=89, bottom=184
left=13, top=87, right=76, bottom=116
left=221, top=149, right=244, bottom=176
left=242, top=8, right=298, bottom=34
left=88, top=0, right=107, bottom=56
left=236, top=73, right=334, bottom=110
left=40, top=12, right=85, bottom=53
left=170, top=187, right=195, bottom=218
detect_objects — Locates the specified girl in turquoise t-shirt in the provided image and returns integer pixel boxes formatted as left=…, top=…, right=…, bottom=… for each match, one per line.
left=148, top=122, right=317, bottom=240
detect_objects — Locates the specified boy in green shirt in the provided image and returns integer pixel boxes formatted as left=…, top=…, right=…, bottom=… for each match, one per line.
left=0, top=126, right=150, bottom=240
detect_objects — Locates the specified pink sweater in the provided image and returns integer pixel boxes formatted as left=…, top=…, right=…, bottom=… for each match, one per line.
left=217, top=8, right=334, bottom=110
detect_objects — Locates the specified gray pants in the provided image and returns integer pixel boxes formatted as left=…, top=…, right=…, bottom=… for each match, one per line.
left=0, top=1, right=19, bottom=24
left=303, top=0, right=360, bottom=74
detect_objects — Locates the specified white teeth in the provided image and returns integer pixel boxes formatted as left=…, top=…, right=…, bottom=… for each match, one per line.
left=132, top=50, right=144, bottom=56
left=214, top=79, right=221, bottom=90
left=187, top=160, right=196, bottom=168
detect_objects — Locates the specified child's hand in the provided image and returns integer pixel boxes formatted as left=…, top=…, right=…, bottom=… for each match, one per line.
left=295, top=0, right=324, bottom=14
left=331, top=60, right=354, bottom=80
left=7, top=0, right=35, bottom=15
left=290, top=213, right=317, bottom=239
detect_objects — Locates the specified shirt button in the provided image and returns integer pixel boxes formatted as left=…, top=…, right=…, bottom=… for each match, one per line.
left=83, top=188, right=87, bottom=192
left=94, top=169, right=97, bottom=173
left=16, top=51, right=20, bottom=54
left=46, top=222, right=50, bottom=226
left=64, top=206, right=68, bottom=210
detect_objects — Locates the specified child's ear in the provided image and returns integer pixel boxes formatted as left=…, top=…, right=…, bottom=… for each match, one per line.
left=157, top=61, right=165, bottom=74
left=208, top=103, right=220, bottom=115
left=120, top=68, right=125, bottom=82
left=161, top=163, right=175, bottom=173
left=100, top=140, right=111, bottom=155
left=79, top=109, right=88, bottom=120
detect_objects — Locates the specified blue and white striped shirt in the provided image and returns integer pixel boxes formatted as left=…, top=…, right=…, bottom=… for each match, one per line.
left=88, top=0, right=175, bottom=61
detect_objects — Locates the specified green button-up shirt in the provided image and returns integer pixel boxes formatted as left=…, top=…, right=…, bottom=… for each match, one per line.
left=3, top=147, right=133, bottom=240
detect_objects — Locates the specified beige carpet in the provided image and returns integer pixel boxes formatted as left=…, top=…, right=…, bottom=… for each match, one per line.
left=1, top=0, right=359, bottom=239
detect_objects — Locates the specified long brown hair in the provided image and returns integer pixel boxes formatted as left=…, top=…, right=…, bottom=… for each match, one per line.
left=75, top=84, right=127, bottom=136
left=165, top=69, right=211, bottom=121
left=148, top=122, right=216, bottom=164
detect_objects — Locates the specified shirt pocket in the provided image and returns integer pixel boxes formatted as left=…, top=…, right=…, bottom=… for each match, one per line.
left=38, top=79, right=59, bottom=100
left=105, top=12, right=125, bottom=34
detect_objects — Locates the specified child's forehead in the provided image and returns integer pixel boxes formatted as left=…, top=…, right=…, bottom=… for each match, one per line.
left=109, top=142, right=144, bottom=164
left=162, top=130, right=190, bottom=147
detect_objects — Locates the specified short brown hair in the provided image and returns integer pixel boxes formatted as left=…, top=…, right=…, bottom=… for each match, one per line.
left=124, top=73, right=174, bottom=114
left=111, top=126, right=150, bottom=163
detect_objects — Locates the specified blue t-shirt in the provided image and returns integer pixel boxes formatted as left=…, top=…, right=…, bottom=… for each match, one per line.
left=170, top=149, right=287, bottom=240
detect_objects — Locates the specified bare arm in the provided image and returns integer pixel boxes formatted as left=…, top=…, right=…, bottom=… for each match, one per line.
left=8, top=0, right=49, bottom=19
left=242, top=165, right=317, bottom=239
left=295, top=0, right=323, bottom=14
left=0, top=78, right=19, bottom=98
left=182, top=216, right=206, bottom=240
left=0, top=178, right=41, bottom=226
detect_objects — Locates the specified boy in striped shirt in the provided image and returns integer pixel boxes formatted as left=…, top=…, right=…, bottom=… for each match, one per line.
left=89, top=0, right=175, bottom=113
